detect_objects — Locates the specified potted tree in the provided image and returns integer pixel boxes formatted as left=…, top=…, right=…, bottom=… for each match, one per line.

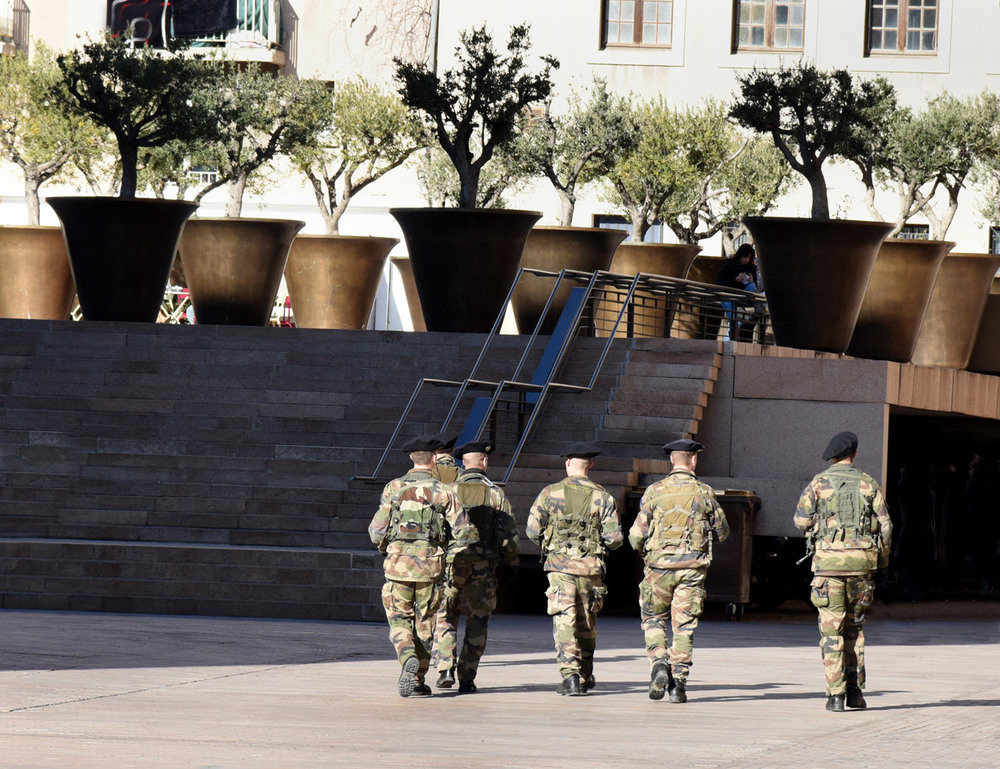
left=48, top=33, right=224, bottom=322
left=511, top=78, right=636, bottom=334
left=283, top=76, right=424, bottom=329
left=0, top=45, right=99, bottom=320
left=596, top=96, right=705, bottom=338
left=165, top=66, right=334, bottom=325
left=392, top=23, right=557, bottom=333
left=838, top=95, right=990, bottom=362
left=730, top=61, right=896, bottom=353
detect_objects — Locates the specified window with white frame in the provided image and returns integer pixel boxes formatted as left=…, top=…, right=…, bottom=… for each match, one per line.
left=867, top=0, right=937, bottom=54
left=734, top=0, right=805, bottom=51
left=602, top=1, right=673, bottom=48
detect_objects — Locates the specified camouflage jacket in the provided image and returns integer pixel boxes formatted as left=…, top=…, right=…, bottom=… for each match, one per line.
left=629, top=470, right=729, bottom=570
left=432, top=454, right=461, bottom=484
left=369, top=469, right=475, bottom=582
left=526, top=475, right=622, bottom=576
left=794, top=461, right=892, bottom=575
left=451, top=468, right=520, bottom=567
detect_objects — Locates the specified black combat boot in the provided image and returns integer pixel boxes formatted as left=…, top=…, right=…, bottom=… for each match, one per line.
left=557, top=674, right=582, bottom=696
left=436, top=668, right=456, bottom=688
left=846, top=687, right=867, bottom=709
left=397, top=657, right=419, bottom=698
left=648, top=663, right=672, bottom=701
left=411, top=682, right=432, bottom=697
left=668, top=679, right=687, bottom=703
left=826, top=693, right=846, bottom=712
left=458, top=679, right=477, bottom=693
left=581, top=675, right=596, bottom=693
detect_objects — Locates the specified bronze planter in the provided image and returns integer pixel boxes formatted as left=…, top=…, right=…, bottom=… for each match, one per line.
left=47, top=197, right=197, bottom=322
left=284, top=235, right=398, bottom=330
left=743, top=217, right=893, bottom=354
left=968, top=294, right=1000, bottom=374
left=390, top=257, right=426, bottom=331
left=0, top=225, right=75, bottom=320
left=512, top=226, right=626, bottom=334
left=180, top=218, right=304, bottom=326
left=677, top=255, right=729, bottom=340
left=911, top=253, right=1000, bottom=369
left=595, top=242, right=701, bottom=338
left=847, top=238, right=953, bottom=362
left=389, top=208, right=541, bottom=333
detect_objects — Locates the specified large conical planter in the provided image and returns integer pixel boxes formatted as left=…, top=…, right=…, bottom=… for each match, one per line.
left=910, top=253, right=1000, bottom=369
left=179, top=218, right=304, bottom=326
left=390, top=257, right=426, bottom=331
left=676, top=254, right=729, bottom=340
left=389, top=208, right=541, bottom=333
left=284, top=235, right=398, bottom=329
left=511, top=226, right=626, bottom=334
left=743, top=217, right=893, bottom=353
left=595, top=242, right=701, bottom=338
left=847, top=239, right=954, bottom=362
left=0, top=225, right=75, bottom=320
left=47, top=197, right=197, bottom=322
left=968, top=279, right=1000, bottom=373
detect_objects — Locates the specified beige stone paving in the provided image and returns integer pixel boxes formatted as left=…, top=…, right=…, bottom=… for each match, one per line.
left=1, top=607, right=998, bottom=768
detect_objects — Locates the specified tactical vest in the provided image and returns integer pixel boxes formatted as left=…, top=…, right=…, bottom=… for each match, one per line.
left=645, top=474, right=710, bottom=555
left=456, top=477, right=499, bottom=555
left=387, top=480, right=444, bottom=545
left=544, top=481, right=602, bottom=556
left=432, top=459, right=460, bottom=484
left=814, top=464, right=874, bottom=546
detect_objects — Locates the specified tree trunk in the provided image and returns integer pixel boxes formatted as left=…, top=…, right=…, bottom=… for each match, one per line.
left=118, top=143, right=139, bottom=199
left=226, top=175, right=248, bottom=217
left=556, top=190, right=575, bottom=227
left=24, top=174, right=41, bottom=226
left=630, top=212, right=648, bottom=242
left=807, top=170, right=830, bottom=219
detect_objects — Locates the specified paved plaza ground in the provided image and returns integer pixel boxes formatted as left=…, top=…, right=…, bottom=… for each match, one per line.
left=1, top=602, right=998, bottom=769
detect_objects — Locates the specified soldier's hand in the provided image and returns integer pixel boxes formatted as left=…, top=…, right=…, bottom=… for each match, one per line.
left=498, top=563, right=517, bottom=584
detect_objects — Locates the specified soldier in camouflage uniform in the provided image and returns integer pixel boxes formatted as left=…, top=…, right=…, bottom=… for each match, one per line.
left=432, top=440, right=519, bottom=693
left=794, top=431, right=892, bottom=712
left=431, top=432, right=460, bottom=484
left=629, top=439, right=729, bottom=703
left=369, top=434, right=476, bottom=698
left=527, top=442, right=622, bottom=696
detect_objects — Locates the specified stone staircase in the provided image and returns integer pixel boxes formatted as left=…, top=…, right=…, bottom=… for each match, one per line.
left=0, top=320, right=721, bottom=620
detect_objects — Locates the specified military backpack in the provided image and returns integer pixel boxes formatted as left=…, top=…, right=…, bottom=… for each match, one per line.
left=814, top=464, right=875, bottom=547
left=543, top=480, right=603, bottom=557
left=456, top=476, right=501, bottom=557
left=386, top=479, right=445, bottom=545
left=644, top=474, right=711, bottom=556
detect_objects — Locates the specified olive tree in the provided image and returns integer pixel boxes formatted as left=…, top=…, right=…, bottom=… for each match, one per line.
left=0, top=45, right=102, bottom=222
left=730, top=61, right=897, bottom=219
left=394, top=23, right=558, bottom=209
left=520, top=77, right=639, bottom=226
left=53, top=33, right=224, bottom=198
left=290, top=76, right=426, bottom=234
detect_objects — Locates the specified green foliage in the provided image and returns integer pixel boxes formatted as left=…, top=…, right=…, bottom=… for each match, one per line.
left=290, top=76, right=426, bottom=233
left=192, top=65, right=331, bottom=216
left=658, top=100, right=797, bottom=251
left=417, top=139, right=534, bottom=210
left=395, top=23, right=558, bottom=208
left=520, top=77, right=639, bottom=225
left=730, top=61, right=897, bottom=219
left=53, top=33, right=225, bottom=198
left=602, top=96, right=700, bottom=241
left=0, top=44, right=103, bottom=222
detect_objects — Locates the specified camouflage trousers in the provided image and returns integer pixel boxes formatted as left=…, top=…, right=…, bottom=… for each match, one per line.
left=431, top=559, right=498, bottom=680
left=810, top=574, right=874, bottom=695
left=638, top=566, right=707, bottom=682
left=381, top=578, right=442, bottom=682
left=545, top=572, right=607, bottom=680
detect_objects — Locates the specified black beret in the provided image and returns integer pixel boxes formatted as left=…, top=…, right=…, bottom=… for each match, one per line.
left=456, top=441, right=493, bottom=458
left=662, top=439, right=705, bottom=454
left=432, top=431, right=458, bottom=451
left=402, top=434, right=441, bottom=452
left=823, top=431, right=858, bottom=461
left=561, top=442, right=601, bottom=459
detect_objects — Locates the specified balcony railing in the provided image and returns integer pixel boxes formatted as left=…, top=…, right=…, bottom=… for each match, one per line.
left=187, top=0, right=281, bottom=52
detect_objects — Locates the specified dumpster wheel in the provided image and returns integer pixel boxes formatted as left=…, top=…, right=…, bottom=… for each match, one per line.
left=725, top=602, right=745, bottom=621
